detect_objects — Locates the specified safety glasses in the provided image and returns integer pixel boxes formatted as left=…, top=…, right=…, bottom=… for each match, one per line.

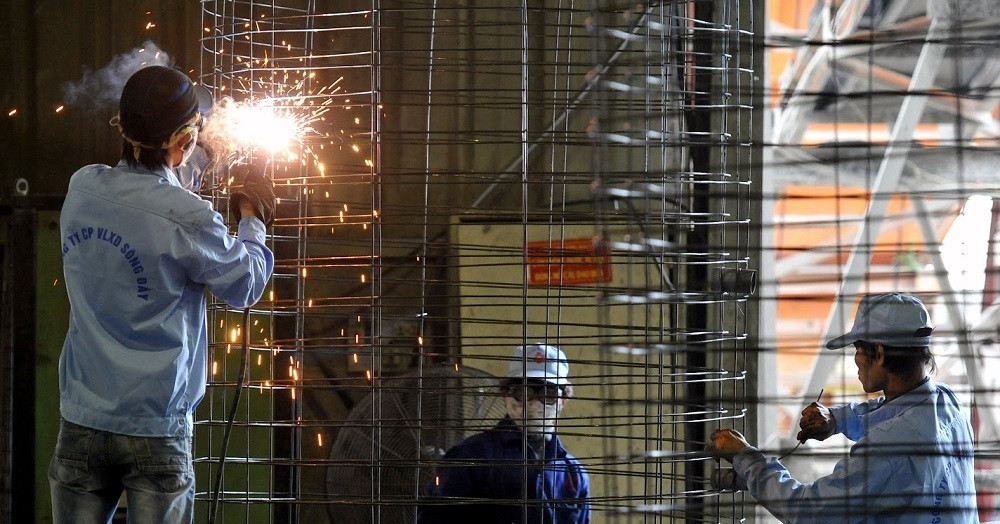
left=500, top=381, right=564, bottom=405
left=166, top=114, right=204, bottom=148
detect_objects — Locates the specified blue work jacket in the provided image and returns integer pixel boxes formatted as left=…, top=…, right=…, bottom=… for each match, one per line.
left=419, top=417, right=590, bottom=524
left=58, top=160, right=273, bottom=438
left=733, top=379, right=978, bottom=523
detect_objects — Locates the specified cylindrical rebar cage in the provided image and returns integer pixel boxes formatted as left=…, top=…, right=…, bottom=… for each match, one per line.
left=588, top=1, right=755, bottom=521
left=195, top=2, right=756, bottom=523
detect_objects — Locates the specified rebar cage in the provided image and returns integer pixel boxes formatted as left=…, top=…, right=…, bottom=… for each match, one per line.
left=196, top=1, right=756, bottom=523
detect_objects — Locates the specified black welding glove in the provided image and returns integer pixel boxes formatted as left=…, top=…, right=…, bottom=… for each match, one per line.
left=228, top=164, right=276, bottom=227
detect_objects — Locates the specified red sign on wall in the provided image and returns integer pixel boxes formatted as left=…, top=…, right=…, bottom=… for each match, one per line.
left=527, top=237, right=612, bottom=286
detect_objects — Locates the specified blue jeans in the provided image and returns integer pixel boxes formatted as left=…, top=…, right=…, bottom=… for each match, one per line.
left=48, top=418, right=194, bottom=524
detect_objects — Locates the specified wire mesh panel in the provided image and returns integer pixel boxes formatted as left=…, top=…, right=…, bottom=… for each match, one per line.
left=197, top=1, right=381, bottom=522
left=193, top=1, right=756, bottom=523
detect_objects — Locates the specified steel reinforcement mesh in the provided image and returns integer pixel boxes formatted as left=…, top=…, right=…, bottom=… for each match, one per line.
left=196, top=1, right=751, bottom=522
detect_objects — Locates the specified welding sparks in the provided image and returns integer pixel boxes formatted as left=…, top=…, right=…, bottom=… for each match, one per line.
left=197, top=69, right=341, bottom=176
left=202, top=96, right=310, bottom=161
left=230, top=102, right=300, bottom=152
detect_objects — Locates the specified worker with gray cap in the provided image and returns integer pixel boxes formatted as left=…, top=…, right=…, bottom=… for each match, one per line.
left=49, top=65, right=275, bottom=523
left=419, top=344, right=591, bottom=523
left=707, top=292, right=978, bottom=522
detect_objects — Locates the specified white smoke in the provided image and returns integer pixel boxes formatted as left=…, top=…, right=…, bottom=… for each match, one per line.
left=62, top=41, right=173, bottom=112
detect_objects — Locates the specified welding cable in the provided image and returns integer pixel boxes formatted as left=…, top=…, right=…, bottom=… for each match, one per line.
left=208, top=306, right=251, bottom=524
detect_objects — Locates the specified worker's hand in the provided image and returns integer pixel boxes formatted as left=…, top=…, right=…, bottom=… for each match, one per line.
left=707, top=428, right=753, bottom=463
left=228, top=164, right=276, bottom=226
left=796, top=402, right=835, bottom=442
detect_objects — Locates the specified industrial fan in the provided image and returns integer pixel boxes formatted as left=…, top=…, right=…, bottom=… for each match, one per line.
left=325, top=364, right=508, bottom=523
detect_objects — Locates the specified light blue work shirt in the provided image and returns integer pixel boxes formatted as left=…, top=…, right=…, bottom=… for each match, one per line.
left=733, top=379, right=978, bottom=523
left=58, top=160, right=273, bottom=438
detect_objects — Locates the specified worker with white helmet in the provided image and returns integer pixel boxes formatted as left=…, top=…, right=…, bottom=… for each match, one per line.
left=419, top=344, right=591, bottom=523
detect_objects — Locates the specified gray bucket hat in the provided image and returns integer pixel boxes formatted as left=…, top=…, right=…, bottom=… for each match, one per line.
left=826, top=293, right=933, bottom=349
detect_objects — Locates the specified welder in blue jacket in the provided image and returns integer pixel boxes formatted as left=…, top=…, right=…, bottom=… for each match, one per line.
left=49, top=65, right=275, bottom=524
left=708, top=293, right=978, bottom=523
left=419, top=344, right=590, bottom=523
